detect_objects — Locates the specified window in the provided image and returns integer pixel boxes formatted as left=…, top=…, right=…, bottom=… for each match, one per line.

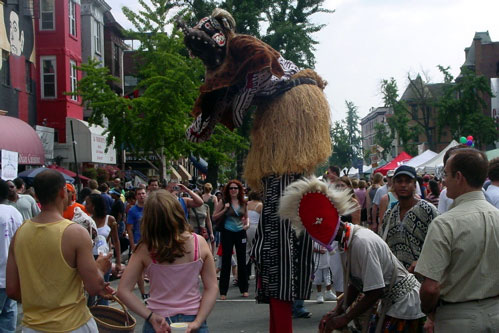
left=25, top=60, right=32, bottom=93
left=69, top=0, right=76, bottom=36
left=94, top=20, right=102, bottom=54
left=40, top=0, right=55, bottom=30
left=113, top=44, right=120, bottom=76
left=70, top=60, right=77, bottom=101
left=41, top=56, right=56, bottom=98
left=2, top=51, right=10, bottom=86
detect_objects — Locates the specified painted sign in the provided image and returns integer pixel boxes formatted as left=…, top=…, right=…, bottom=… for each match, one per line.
left=1, top=149, right=18, bottom=180
left=90, top=131, right=116, bottom=164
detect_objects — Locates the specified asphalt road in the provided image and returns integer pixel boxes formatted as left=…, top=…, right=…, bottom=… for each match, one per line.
left=15, top=276, right=336, bottom=332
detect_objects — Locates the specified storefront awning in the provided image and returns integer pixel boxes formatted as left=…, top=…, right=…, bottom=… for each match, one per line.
left=66, top=118, right=117, bottom=164
left=0, top=116, right=45, bottom=165
left=178, top=164, right=191, bottom=181
left=169, top=166, right=182, bottom=181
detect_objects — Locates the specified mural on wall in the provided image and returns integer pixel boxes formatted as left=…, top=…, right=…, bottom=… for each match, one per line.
left=0, top=4, right=35, bottom=72
left=0, top=3, right=36, bottom=122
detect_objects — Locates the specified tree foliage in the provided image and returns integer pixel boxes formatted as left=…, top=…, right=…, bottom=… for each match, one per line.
left=373, top=122, right=392, bottom=160
left=437, top=66, right=497, bottom=148
left=381, top=78, right=419, bottom=156
left=329, top=121, right=351, bottom=168
left=77, top=0, right=247, bottom=181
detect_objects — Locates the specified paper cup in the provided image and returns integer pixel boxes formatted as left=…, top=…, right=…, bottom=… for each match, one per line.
left=170, top=322, right=189, bottom=332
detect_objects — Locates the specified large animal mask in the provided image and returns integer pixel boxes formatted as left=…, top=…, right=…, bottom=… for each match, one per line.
left=177, top=16, right=228, bottom=69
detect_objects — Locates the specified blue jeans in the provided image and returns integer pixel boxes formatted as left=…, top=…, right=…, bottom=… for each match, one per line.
left=143, top=314, right=208, bottom=333
left=292, top=300, right=308, bottom=316
left=0, top=288, right=17, bottom=332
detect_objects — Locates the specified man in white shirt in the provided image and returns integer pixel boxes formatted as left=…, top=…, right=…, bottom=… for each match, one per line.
left=485, top=157, right=499, bottom=208
left=0, top=180, right=22, bottom=332
left=319, top=223, right=424, bottom=333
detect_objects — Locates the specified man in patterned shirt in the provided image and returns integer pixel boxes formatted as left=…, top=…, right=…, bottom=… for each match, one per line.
left=380, top=165, right=438, bottom=271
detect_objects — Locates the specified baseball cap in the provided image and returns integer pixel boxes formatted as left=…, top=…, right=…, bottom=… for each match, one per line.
left=66, top=183, right=75, bottom=192
left=109, top=188, right=121, bottom=196
left=393, top=165, right=417, bottom=179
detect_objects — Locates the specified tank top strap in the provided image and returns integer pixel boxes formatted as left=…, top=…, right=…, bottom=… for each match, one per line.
left=193, top=234, right=199, bottom=261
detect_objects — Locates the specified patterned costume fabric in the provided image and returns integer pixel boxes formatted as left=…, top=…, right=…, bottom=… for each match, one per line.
left=250, top=174, right=314, bottom=303
left=381, top=200, right=438, bottom=269
left=368, top=316, right=425, bottom=333
left=186, top=35, right=303, bottom=142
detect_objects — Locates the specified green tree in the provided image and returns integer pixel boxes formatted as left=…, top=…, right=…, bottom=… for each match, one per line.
left=76, top=0, right=246, bottom=182
left=344, top=101, right=362, bottom=161
left=381, top=78, right=418, bottom=156
left=328, top=121, right=351, bottom=168
left=437, top=66, right=497, bottom=148
left=373, top=122, right=392, bottom=160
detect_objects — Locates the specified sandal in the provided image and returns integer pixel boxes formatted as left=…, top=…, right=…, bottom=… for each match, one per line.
left=220, top=295, right=227, bottom=300
left=242, top=292, right=249, bottom=298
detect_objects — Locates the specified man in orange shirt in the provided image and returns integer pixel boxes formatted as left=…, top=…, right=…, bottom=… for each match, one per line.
left=63, top=184, right=87, bottom=220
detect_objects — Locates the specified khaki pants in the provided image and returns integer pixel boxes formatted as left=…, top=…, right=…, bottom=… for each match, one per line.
left=435, top=297, right=499, bottom=333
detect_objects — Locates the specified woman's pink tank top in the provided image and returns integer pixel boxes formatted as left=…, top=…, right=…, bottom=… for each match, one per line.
left=145, top=234, right=204, bottom=317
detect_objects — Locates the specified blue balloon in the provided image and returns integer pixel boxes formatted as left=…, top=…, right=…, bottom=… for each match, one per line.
left=466, top=139, right=473, bottom=146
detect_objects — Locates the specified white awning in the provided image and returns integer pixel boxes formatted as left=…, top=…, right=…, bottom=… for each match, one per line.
left=66, top=118, right=117, bottom=164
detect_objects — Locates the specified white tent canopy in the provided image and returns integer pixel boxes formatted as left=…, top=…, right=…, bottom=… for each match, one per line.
left=405, top=150, right=437, bottom=168
left=416, top=140, right=459, bottom=173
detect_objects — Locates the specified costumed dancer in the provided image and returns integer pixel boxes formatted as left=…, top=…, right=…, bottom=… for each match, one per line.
left=178, top=9, right=331, bottom=332
left=279, top=177, right=426, bottom=333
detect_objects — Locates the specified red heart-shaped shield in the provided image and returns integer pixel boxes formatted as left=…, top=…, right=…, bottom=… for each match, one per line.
left=299, top=192, right=340, bottom=250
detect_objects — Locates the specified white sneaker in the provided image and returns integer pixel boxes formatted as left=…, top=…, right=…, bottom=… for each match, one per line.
left=324, top=290, right=337, bottom=301
left=316, top=293, right=324, bottom=303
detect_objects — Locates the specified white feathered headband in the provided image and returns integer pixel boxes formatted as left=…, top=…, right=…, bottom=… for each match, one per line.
left=279, top=176, right=358, bottom=250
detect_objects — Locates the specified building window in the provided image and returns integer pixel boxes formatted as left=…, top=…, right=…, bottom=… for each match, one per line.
left=25, top=60, right=32, bottom=93
left=69, top=0, right=76, bottom=37
left=40, top=0, right=55, bottom=30
left=2, top=51, right=10, bottom=86
left=113, top=44, right=120, bottom=76
left=94, top=20, right=102, bottom=54
left=70, top=60, right=77, bottom=101
left=41, top=56, right=56, bottom=98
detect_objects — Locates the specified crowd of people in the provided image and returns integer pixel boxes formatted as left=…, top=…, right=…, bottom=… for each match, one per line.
left=0, top=146, right=497, bottom=332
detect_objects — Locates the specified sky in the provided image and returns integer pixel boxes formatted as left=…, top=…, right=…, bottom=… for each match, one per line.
left=106, top=0, right=499, bottom=122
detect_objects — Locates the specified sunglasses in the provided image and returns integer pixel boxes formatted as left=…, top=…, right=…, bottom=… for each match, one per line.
left=229, top=187, right=239, bottom=190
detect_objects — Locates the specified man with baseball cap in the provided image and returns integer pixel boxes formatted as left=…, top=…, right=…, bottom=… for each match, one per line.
left=380, top=165, right=438, bottom=271
left=63, top=183, right=87, bottom=220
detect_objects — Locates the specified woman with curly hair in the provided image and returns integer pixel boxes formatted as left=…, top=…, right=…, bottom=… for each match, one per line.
left=212, top=180, right=249, bottom=300
left=117, top=190, right=217, bottom=333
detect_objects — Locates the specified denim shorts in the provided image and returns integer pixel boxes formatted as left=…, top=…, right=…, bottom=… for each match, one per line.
left=143, top=314, right=208, bottom=333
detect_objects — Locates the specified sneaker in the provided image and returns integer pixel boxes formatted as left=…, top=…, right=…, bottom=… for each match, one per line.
left=293, top=311, right=312, bottom=319
left=324, top=290, right=337, bottom=301
left=316, top=293, right=324, bottom=303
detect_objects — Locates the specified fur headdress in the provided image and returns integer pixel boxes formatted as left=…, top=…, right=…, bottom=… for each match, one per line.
left=279, top=176, right=358, bottom=250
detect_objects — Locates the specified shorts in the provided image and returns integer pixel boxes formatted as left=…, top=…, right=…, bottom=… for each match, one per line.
left=23, top=318, right=98, bottom=333
left=313, top=267, right=331, bottom=286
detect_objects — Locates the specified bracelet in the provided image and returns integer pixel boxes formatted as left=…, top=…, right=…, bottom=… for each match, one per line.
left=146, top=312, right=153, bottom=322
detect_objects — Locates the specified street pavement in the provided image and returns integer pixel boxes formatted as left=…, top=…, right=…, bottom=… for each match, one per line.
left=15, top=275, right=336, bottom=332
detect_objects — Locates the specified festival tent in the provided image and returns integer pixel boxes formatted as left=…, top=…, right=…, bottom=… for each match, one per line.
left=373, top=152, right=412, bottom=175
left=405, top=150, right=437, bottom=168
left=416, top=140, right=459, bottom=173
left=486, top=148, right=499, bottom=160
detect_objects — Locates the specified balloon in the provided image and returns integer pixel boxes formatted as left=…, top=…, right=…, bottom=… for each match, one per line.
left=467, top=135, right=473, bottom=141
left=471, top=143, right=475, bottom=148
left=466, top=140, right=473, bottom=146
left=460, top=136, right=467, bottom=144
